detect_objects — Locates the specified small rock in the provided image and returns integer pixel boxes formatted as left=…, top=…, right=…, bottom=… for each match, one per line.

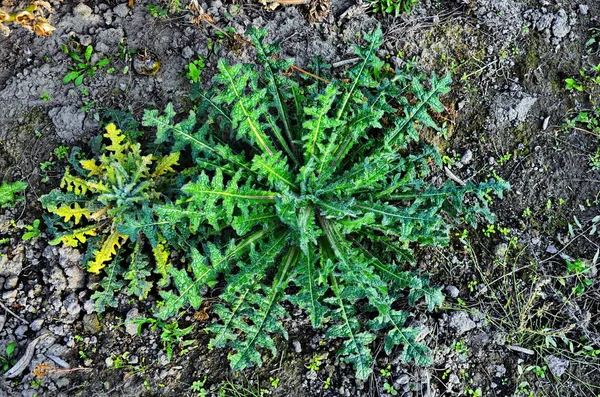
left=0, top=246, right=24, bottom=277
left=2, top=289, right=18, bottom=302
left=125, top=308, right=141, bottom=336
left=113, top=3, right=130, bottom=18
left=74, top=3, right=93, bottom=18
left=58, top=246, right=82, bottom=268
left=396, top=374, right=410, bottom=385
left=449, top=312, right=476, bottom=335
left=449, top=374, right=460, bottom=384
left=105, top=356, right=114, bottom=368
left=4, top=275, right=18, bottom=290
left=182, top=46, right=194, bottom=59
left=62, top=293, right=81, bottom=324
left=293, top=340, right=302, bottom=353
left=460, top=150, right=473, bottom=165
left=546, top=245, right=558, bottom=254
left=552, top=9, right=570, bottom=39
left=30, top=319, right=44, bottom=332
left=15, top=324, right=28, bottom=338
left=83, top=313, right=102, bottom=334
left=445, top=285, right=459, bottom=298
left=546, top=355, right=569, bottom=377
left=579, top=5, right=589, bottom=15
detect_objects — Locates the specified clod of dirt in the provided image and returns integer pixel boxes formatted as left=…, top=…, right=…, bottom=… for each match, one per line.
left=546, top=355, right=569, bottom=378
left=0, top=245, right=23, bottom=277
left=449, top=311, right=477, bottom=335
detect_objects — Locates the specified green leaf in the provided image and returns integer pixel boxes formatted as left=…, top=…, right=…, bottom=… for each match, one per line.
left=63, top=71, right=80, bottom=84
left=0, top=181, right=27, bottom=208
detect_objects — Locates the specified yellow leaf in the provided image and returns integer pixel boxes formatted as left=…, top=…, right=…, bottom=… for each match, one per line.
left=60, top=168, right=109, bottom=195
left=50, top=224, right=99, bottom=247
left=80, top=159, right=103, bottom=177
left=103, top=124, right=129, bottom=163
left=53, top=203, right=92, bottom=225
left=88, top=230, right=127, bottom=274
left=153, top=242, right=171, bottom=285
left=152, top=152, right=180, bottom=178
left=89, top=206, right=109, bottom=221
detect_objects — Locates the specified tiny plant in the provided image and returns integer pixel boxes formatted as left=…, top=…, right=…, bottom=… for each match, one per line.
left=63, top=44, right=111, bottom=86
left=1, top=342, right=16, bottom=373
left=185, top=55, right=206, bottom=83
left=383, top=382, right=398, bottom=395
left=191, top=376, right=208, bottom=396
left=22, top=219, right=41, bottom=241
left=54, top=146, right=69, bottom=160
left=368, top=0, right=417, bottom=16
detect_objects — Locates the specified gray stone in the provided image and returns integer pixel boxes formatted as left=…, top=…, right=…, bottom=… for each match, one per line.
left=445, top=285, right=460, bottom=298
left=460, top=150, right=473, bottom=165
left=74, top=3, right=93, bottom=18
left=45, top=266, right=67, bottom=294
left=182, top=46, right=194, bottom=59
left=4, top=276, right=18, bottom=290
left=546, top=355, right=569, bottom=377
left=2, top=289, right=18, bottom=302
left=113, top=4, right=130, bottom=18
left=30, top=319, right=44, bottom=332
left=552, top=10, right=570, bottom=39
left=64, top=265, right=86, bottom=290
left=125, top=308, right=141, bottom=336
left=0, top=246, right=24, bottom=277
left=58, top=246, right=82, bottom=268
left=579, top=5, right=589, bottom=15
left=62, top=293, right=81, bottom=324
left=449, top=312, right=477, bottom=335
left=96, top=42, right=110, bottom=53
left=396, top=374, right=410, bottom=385
left=14, top=324, right=28, bottom=339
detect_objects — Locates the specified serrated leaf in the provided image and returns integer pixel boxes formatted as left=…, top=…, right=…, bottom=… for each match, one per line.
left=88, top=230, right=127, bottom=274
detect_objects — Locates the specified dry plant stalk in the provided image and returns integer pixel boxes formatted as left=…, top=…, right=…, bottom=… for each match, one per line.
left=0, top=0, right=60, bottom=37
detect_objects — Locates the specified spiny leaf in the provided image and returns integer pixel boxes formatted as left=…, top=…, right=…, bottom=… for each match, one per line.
left=50, top=224, right=99, bottom=247
left=0, top=181, right=27, bottom=208
left=152, top=152, right=180, bottom=178
left=88, top=230, right=127, bottom=274
left=52, top=202, right=92, bottom=225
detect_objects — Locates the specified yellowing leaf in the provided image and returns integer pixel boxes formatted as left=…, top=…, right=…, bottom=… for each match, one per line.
left=80, top=159, right=103, bottom=177
left=88, top=230, right=127, bottom=274
left=103, top=124, right=129, bottom=163
left=53, top=203, right=92, bottom=225
left=50, top=224, right=99, bottom=247
left=60, top=168, right=109, bottom=195
left=152, top=152, right=180, bottom=178
left=153, top=242, right=171, bottom=285
left=89, top=206, right=109, bottom=221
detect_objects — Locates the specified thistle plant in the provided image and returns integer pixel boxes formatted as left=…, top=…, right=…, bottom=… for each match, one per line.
left=41, top=124, right=180, bottom=311
left=142, top=28, right=507, bottom=378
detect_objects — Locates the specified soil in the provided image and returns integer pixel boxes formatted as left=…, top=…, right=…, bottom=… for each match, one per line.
left=1, top=0, right=600, bottom=396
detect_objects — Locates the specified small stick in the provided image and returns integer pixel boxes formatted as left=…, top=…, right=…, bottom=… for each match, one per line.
left=444, top=166, right=466, bottom=186
left=0, top=301, right=29, bottom=324
left=332, top=57, right=360, bottom=68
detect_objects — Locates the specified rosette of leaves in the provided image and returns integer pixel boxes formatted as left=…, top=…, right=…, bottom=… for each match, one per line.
left=143, top=27, right=508, bottom=378
left=40, top=124, right=181, bottom=311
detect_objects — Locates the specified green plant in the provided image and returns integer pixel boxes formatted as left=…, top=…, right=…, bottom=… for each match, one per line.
left=63, top=44, right=110, bottom=86
left=185, top=55, right=206, bottom=83
left=146, top=4, right=168, bottom=18
left=140, top=27, right=506, bottom=379
left=383, top=382, right=398, bottom=395
left=565, top=77, right=584, bottom=92
left=368, top=0, right=417, bottom=16
left=134, top=318, right=194, bottom=361
left=40, top=124, right=181, bottom=312
left=22, top=219, right=41, bottom=241
left=380, top=364, right=392, bottom=377
left=54, top=145, right=69, bottom=159
left=0, top=181, right=27, bottom=208
left=306, top=354, right=325, bottom=372
left=1, top=342, right=16, bottom=373
left=191, top=376, right=208, bottom=396
left=40, top=91, right=51, bottom=101
left=269, top=377, right=280, bottom=388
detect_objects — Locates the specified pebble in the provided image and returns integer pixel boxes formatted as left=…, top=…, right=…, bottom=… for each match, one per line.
left=83, top=313, right=102, bottom=334
left=0, top=246, right=24, bottom=277
left=445, top=285, right=460, bottom=298
left=114, top=3, right=130, bottom=18
left=449, top=312, right=477, bottom=335
left=546, top=355, right=569, bottom=377
left=30, top=319, right=44, bottom=332
left=15, top=324, right=28, bottom=338
left=460, top=150, right=473, bottom=165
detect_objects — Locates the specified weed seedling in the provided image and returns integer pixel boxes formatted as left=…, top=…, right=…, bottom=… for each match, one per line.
left=383, top=382, right=398, bottom=395
left=0, top=181, right=27, bottom=208
left=368, top=0, right=417, bottom=16
left=22, top=219, right=41, bottom=241
left=185, top=55, right=205, bottom=83
left=54, top=146, right=69, bottom=159
left=63, top=44, right=110, bottom=86
left=1, top=342, right=16, bottom=373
